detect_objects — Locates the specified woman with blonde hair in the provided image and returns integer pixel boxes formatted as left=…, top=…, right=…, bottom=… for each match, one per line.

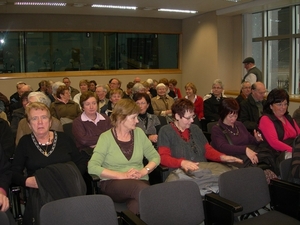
left=185, top=82, right=204, bottom=120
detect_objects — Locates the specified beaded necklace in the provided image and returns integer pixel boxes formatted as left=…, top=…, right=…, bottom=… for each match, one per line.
left=31, top=131, right=58, bottom=157
left=225, top=125, right=240, bottom=136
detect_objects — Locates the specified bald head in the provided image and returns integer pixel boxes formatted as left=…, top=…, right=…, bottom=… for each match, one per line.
left=251, top=82, right=266, bottom=101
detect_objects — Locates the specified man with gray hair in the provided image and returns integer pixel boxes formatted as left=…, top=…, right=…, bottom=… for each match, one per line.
left=95, top=84, right=109, bottom=112
left=15, top=92, right=63, bottom=145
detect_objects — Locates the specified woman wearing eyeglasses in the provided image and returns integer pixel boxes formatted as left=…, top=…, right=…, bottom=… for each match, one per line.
left=258, top=88, right=300, bottom=156
left=158, top=98, right=242, bottom=175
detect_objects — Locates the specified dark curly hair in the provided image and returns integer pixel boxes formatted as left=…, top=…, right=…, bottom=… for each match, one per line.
left=263, top=88, right=289, bottom=115
left=219, top=98, right=239, bottom=121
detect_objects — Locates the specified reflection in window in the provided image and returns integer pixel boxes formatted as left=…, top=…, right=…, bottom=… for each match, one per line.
left=249, top=5, right=300, bottom=94
left=252, top=41, right=262, bottom=77
left=296, top=38, right=300, bottom=94
left=0, top=31, right=179, bottom=73
left=252, top=13, right=262, bottom=38
left=267, top=7, right=290, bottom=36
left=267, top=39, right=290, bottom=92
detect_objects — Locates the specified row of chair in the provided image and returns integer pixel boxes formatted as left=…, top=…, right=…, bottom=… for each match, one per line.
left=4, top=167, right=297, bottom=225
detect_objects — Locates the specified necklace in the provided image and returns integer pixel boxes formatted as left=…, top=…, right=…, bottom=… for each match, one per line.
left=138, top=114, right=148, bottom=128
left=225, top=125, right=240, bottom=136
left=31, top=131, right=58, bottom=157
left=38, top=134, right=51, bottom=146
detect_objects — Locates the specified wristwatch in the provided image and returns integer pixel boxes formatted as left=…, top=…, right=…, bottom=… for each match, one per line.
left=145, top=167, right=150, bottom=174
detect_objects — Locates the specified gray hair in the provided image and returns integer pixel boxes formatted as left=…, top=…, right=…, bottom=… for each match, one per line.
left=132, top=83, right=145, bottom=94
left=241, top=81, right=251, bottom=88
left=96, top=84, right=108, bottom=93
left=28, top=92, right=51, bottom=107
left=212, top=79, right=224, bottom=88
left=52, top=81, right=65, bottom=95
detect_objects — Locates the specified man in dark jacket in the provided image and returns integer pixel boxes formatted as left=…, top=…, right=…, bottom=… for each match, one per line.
left=239, top=82, right=266, bottom=133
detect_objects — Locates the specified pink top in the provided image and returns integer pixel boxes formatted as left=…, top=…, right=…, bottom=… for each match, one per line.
left=258, top=115, right=300, bottom=152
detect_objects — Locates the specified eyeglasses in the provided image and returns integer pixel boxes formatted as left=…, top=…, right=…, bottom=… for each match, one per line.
left=274, top=102, right=288, bottom=107
left=182, top=115, right=196, bottom=120
left=212, top=87, right=222, bottom=90
left=136, top=102, right=147, bottom=105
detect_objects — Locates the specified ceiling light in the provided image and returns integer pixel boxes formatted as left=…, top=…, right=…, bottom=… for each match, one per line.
left=158, top=8, right=198, bottom=14
left=73, top=3, right=85, bottom=7
left=91, top=4, right=137, bottom=10
left=14, top=2, right=66, bottom=6
left=225, top=0, right=241, bottom=2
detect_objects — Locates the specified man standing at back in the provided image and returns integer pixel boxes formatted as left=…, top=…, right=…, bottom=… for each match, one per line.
left=242, top=57, right=262, bottom=85
left=239, top=81, right=266, bottom=133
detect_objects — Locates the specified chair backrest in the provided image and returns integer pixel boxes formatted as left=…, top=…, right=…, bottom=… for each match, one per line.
left=218, top=167, right=270, bottom=216
left=280, top=158, right=292, bottom=181
left=40, top=195, right=118, bottom=225
left=62, top=122, right=75, bottom=142
left=139, top=180, right=204, bottom=225
left=0, top=211, right=9, bottom=225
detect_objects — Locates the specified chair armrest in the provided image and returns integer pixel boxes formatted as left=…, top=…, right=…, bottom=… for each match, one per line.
left=204, top=192, right=243, bottom=225
left=121, top=210, right=147, bottom=225
left=269, top=178, right=300, bottom=220
left=89, top=174, right=100, bottom=182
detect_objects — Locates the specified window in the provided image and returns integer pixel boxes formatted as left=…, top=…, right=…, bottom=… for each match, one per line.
left=249, top=6, right=300, bottom=94
left=0, top=31, right=179, bottom=74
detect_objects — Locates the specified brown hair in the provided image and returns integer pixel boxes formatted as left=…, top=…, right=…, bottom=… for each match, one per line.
left=184, top=82, right=197, bottom=94
left=110, top=99, right=140, bottom=126
left=56, top=85, right=69, bottom=99
left=80, top=91, right=99, bottom=109
left=171, top=98, right=194, bottom=118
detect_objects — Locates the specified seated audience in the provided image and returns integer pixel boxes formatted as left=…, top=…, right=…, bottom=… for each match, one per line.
left=72, top=91, right=112, bottom=160
left=236, top=81, right=252, bottom=106
left=158, top=98, right=242, bottom=171
left=147, top=78, right=157, bottom=97
left=51, top=81, right=65, bottom=101
left=11, top=102, right=87, bottom=225
left=185, top=82, right=204, bottom=120
left=151, top=83, right=174, bottom=117
left=15, top=92, right=63, bottom=145
left=95, top=84, right=109, bottom=112
left=11, top=91, right=31, bottom=135
left=239, top=81, right=266, bottom=133
left=0, top=118, right=15, bottom=160
left=258, top=88, right=300, bottom=158
left=50, top=85, right=81, bottom=123
left=101, top=89, right=123, bottom=116
left=9, top=81, right=26, bottom=116
left=73, top=79, right=89, bottom=108
left=62, top=77, right=79, bottom=100
left=210, top=98, right=277, bottom=171
left=169, top=78, right=182, bottom=99
left=133, top=93, right=160, bottom=148
left=88, top=99, right=160, bottom=214
left=159, top=78, right=175, bottom=98
left=88, top=80, right=97, bottom=92
left=203, top=79, right=226, bottom=122
left=158, top=99, right=242, bottom=194
left=292, top=106, right=300, bottom=128
left=123, top=82, right=134, bottom=99
left=0, top=144, right=15, bottom=224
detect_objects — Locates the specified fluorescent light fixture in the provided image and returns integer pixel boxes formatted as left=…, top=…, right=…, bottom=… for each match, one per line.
left=91, top=4, right=137, bottom=10
left=158, top=8, right=198, bottom=14
left=225, top=0, right=241, bottom=2
left=14, top=2, right=66, bottom=6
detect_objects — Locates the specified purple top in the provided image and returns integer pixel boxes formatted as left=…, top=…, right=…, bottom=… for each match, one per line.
left=210, top=120, right=258, bottom=156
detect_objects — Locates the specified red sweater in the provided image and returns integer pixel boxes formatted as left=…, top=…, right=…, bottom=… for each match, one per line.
left=158, top=126, right=223, bottom=168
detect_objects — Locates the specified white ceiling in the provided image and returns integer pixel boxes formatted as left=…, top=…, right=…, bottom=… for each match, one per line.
left=0, top=0, right=300, bottom=19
